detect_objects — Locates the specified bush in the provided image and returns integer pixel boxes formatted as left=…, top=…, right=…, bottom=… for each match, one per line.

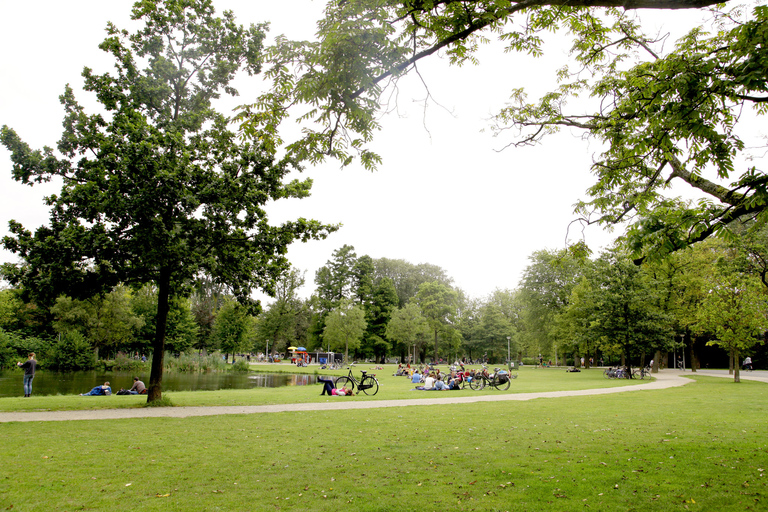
left=521, top=357, right=537, bottom=366
left=112, top=352, right=148, bottom=372
left=231, top=359, right=250, bottom=372
left=0, top=328, right=53, bottom=369
left=165, top=352, right=228, bottom=373
left=0, top=329, right=18, bottom=369
left=48, top=331, right=95, bottom=371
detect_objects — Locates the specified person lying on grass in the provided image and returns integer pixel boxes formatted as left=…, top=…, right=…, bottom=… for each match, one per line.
left=318, top=377, right=355, bottom=396
left=80, top=382, right=112, bottom=396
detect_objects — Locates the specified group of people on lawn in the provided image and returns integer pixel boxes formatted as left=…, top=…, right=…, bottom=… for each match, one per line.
left=410, top=368, right=461, bottom=391
left=80, top=377, right=146, bottom=396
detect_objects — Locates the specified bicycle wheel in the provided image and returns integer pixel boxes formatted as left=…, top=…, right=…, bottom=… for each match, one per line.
left=360, top=376, right=379, bottom=396
left=632, top=369, right=641, bottom=379
left=493, top=375, right=511, bottom=391
left=603, top=369, right=612, bottom=379
left=334, top=376, right=354, bottom=392
left=469, top=376, right=485, bottom=390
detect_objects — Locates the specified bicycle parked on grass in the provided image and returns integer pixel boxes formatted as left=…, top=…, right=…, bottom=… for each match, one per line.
left=603, top=366, right=630, bottom=379
left=632, top=365, right=652, bottom=380
left=469, top=365, right=514, bottom=390
left=334, top=368, right=379, bottom=395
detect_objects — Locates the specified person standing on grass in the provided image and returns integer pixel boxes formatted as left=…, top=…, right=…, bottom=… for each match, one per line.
left=17, top=353, right=36, bottom=397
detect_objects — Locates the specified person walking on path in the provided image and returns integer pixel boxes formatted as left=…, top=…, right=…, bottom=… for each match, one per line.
left=17, top=353, right=37, bottom=397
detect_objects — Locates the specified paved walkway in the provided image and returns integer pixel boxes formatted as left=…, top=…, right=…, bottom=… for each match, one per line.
left=1, top=369, right=765, bottom=423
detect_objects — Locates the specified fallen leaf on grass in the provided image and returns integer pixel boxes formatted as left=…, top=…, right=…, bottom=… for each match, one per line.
left=155, top=494, right=170, bottom=498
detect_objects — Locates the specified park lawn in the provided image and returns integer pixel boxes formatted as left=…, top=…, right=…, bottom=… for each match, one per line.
left=0, top=366, right=646, bottom=412
left=1, top=376, right=766, bottom=512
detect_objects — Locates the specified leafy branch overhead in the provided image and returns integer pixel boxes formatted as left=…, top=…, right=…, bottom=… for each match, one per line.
left=236, top=0, right=730, bottom=170
left=492, top=5, right=768, bottom=261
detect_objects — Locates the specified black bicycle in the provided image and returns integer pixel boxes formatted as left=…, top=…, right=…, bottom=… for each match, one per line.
left=632, top=366, right=652, bottom=380
left=469, top=365, right=514, bottom=390
left=334, top=369, right=379, bottom=395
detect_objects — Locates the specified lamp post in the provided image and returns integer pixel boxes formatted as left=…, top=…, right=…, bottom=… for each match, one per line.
left=265, top=339, right=269, bottom=362
left=506, top=336, right=511, bottom=363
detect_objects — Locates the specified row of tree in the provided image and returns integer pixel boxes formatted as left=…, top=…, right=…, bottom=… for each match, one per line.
left=5, top=225, right=767, bottom=383
left=0, top=279, right=256, bottom=368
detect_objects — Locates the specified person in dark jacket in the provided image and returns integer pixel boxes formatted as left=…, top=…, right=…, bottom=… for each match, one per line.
left=17, top=353, right=37, bottom=397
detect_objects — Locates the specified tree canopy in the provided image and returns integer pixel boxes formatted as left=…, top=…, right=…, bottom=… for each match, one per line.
left=238, top=0, right=730, bottom=167
left=494, top=4, right=768, bottom=261
left=0, top=0, right=335, bottom=400
left=238, top=0, right=757, bottom=263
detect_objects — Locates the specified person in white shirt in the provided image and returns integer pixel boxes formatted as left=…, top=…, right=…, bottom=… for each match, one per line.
left=423, top=372, right=435, bottom=390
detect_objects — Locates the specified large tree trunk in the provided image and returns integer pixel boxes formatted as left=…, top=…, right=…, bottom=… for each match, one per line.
left=734, top=349, right=741, bottom=383
left=688, top=334, right=698, bottom=372
left=147, top=269, right=171, bottom=402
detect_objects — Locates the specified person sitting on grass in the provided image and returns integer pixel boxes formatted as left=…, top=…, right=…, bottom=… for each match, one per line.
left=80, top=382, right=112, bottom=396
left=434, top=374, right=449, bottom=391
left=447, top=371, right=462, bottom=390
left=129, top=377, right=146, bottom=395
left=411, top=369, right=421, bottom=384
left=413, top=372, right=436, bottom=390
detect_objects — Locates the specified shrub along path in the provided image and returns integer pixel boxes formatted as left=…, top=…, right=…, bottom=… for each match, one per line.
left=2, top=369, right=741, bottom=423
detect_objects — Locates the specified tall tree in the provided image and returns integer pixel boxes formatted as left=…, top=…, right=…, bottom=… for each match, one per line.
left=694, top=269, right=767, bottom=382
left=189, top=276, right=227, bottom=354
left=314, top=245, right=358, bottom=313
left=212, top=299, right=250, bottom=362
left=386, top=302, right=430, bottom=363
left=373, top=258, right=453, bottom=307
left=51, top=285, right=144, bottom=360
left=414, top=281, right=459, bottom=360
left=474, top=302, right=514, bottom=364
left=519, top=249, right=585, bottom=358
left=586, top=250, right=676, bottom=367
left=0, top=0, right=335, bottom=401
left=323, top=300, right=367, bottom=363
left=255, top=268, right=307, bottom=355
left=361, top=276, right=399, bottom=362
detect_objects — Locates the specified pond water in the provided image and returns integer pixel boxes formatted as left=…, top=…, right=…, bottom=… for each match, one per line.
left=0, top=370, right=324, bottom=397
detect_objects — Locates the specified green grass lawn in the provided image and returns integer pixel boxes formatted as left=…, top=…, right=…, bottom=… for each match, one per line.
left=1, top=375, right=766, bottom=511
left=0, top=365, right=646, bottom=412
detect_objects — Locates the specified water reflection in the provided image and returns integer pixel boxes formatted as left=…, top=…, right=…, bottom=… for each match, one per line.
left=0, top=370, right=324, bottom=397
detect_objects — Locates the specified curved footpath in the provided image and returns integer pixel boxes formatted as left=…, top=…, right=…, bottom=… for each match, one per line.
left=1, top=369, right=766, bottom=423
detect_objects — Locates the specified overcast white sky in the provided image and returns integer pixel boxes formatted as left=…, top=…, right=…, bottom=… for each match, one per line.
left=0, top=1, right=715, bottom=303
